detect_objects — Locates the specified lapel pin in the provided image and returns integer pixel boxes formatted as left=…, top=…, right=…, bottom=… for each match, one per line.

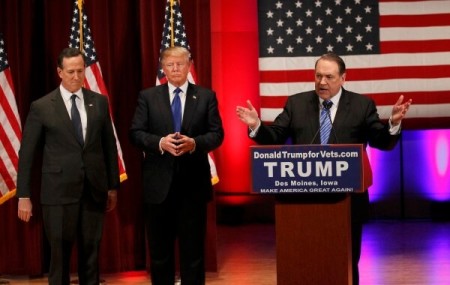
left=89, top=104, right=93, bottom=107
left=193, top=96, right=197, bottom=100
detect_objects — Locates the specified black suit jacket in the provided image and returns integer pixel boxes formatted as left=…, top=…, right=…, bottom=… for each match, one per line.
left=129, top=83, right=224, bottom=204
left=254, top=88, right=399, bottom=149
left=17, top=87, right=120, bottom=205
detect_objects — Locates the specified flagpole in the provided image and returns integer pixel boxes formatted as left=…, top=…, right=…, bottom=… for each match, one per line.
left=170, top=0, right=175, bottom=47
left=77, top=0, right=84, bottom=52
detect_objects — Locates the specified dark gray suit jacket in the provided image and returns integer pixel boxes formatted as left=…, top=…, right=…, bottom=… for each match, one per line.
left=254, top=88, right=399, bottom=149
left=17, top=87, right=120, bottom=205
left=129, top=83, right=224, bottom=204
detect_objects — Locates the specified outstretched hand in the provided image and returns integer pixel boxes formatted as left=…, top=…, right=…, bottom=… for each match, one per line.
left=236, top=100, right=260, bottom=129
left=391, top=95, right=412, bottom=125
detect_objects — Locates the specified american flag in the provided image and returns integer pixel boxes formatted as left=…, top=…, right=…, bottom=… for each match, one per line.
left=156, top=0, right=219, bottom=185
left=258, top=0, right=450, bottom=129
left=69, top=0, right=127, bottom=182
left=0, top=34, right=22, bottom=204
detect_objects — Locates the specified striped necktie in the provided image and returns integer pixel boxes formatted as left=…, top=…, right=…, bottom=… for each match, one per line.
left=320, top=100, right=333, bottom=145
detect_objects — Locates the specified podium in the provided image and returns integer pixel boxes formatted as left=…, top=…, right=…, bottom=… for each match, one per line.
left=251, top=144, right=372, bottom=285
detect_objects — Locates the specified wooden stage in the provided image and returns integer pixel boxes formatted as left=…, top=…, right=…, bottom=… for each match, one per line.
left=2, top=220, right=450, bottom=284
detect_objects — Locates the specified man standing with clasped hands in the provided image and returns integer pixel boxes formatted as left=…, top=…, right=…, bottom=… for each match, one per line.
left=129, top=46, right=224, bottom=285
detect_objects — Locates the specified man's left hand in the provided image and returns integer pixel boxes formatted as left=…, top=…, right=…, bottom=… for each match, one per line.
left=172, top=134, right=196, bottom=156
left=391, top=95, right=412, bottom=125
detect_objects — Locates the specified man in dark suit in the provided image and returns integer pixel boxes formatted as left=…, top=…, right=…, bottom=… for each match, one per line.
left=129, top=46, right=224, bottom=285
left=236, top=53, right=412, bottom=285
left=17, top=47, right=120, bottom=285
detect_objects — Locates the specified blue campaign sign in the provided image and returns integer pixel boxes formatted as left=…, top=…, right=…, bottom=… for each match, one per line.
left=250, top=144, right=364, bottom=194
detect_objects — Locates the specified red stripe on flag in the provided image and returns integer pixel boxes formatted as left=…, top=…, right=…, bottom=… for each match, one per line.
left=88, top=63, right=109, bottom=96
left=260, top=96, right=289, bottom=108
left=380, top=40, right=450, bottom=54
left=259, top=70, right=311, bottom=84
left=380, top=14, right=450, bottom=28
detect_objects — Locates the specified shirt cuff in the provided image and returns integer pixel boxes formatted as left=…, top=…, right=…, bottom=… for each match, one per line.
left=159, top=137, right=165, bottom=154
left=249, top=120, right=261, bottom=138
left=190, top=138, right=196, bottom=154
left=388, top=117, right=401, bottom=135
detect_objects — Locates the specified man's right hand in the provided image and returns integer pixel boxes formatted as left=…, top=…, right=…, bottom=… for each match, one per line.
left=236, top=100, right=260, bottom=129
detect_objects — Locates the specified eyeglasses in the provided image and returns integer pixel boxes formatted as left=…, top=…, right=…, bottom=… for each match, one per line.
left=164, top=62, right=187, bottom=69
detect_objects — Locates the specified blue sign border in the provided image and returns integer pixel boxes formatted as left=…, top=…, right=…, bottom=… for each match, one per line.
left=250, top=144, right=364, bottom=194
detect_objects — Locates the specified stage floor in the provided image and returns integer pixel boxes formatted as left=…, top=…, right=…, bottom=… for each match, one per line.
left=2, top=220, right=450, bottom=285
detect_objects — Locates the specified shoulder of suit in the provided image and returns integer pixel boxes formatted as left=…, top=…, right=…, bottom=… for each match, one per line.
left=82, top=87, right=103, bottom=97
left=188, top=83, right=214, bottom=96
left=342, top=88, right=371, bottom=103
left=31, top=88, right=60, bottom=106
left=140, top=84, right=166, bottom=95
left=288, top=90, right=316, bottom=101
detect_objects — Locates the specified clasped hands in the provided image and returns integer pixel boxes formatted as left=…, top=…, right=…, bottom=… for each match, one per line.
left=161, top=132, right=195, bottom=156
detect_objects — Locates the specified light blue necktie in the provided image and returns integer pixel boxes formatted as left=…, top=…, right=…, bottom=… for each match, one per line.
left=320, top=100, right=333, bottom=145
left=71, top=94, right=84, bottom=146
left=171, top=88, right=182, bottom=132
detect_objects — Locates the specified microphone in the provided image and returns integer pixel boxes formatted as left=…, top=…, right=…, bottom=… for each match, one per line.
left=310, top=124, right=321, bottom=144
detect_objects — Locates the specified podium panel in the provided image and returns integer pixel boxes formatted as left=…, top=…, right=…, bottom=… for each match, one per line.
left=275, top=194, right=352, bottom=285
left=251, top=144, right=371, bottom=194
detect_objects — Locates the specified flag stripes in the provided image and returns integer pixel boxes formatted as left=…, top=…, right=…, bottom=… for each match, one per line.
left=0, top=35, right=21, bottom=204
left=69, top=0, right=127, bottom=182
left=258, top=0, right=450, bottom=128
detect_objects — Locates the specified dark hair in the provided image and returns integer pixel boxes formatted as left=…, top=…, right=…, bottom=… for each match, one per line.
left=315, top=53, right=346, bottom=75
left=57, top=48, right=86, bottom=69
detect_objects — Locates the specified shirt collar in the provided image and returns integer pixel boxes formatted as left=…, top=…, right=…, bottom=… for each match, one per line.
left=168, top=82, right=189, bottom=97
left=60, top=85, right=83, bottom=101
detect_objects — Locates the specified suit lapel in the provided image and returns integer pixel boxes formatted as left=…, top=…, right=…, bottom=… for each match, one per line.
left=181, top=83, right=198, bottom=133
left=309, top=93, right=320, bottom=141
left=159, top=84, right=176, bottom=133
left=83, top=89, right=95, bottom=146
left=333, top=89, right=351, bottom=143
left=52, top=89, right=81, bottom=144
